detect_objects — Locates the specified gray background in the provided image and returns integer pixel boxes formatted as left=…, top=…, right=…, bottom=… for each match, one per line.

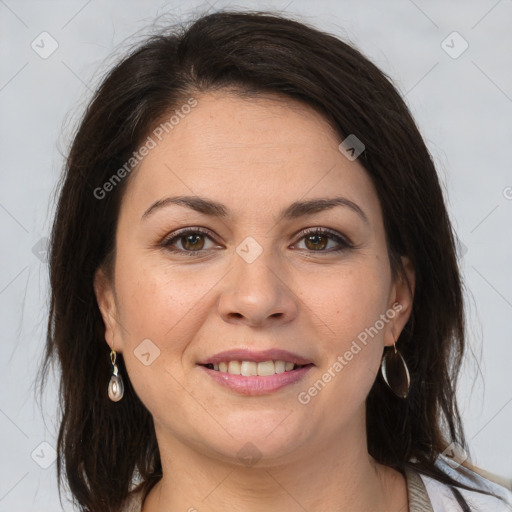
left=1, top=0, right=511, bottom=509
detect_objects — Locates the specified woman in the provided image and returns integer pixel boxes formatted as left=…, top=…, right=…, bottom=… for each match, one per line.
left=39, top=9, right=512, bottom=512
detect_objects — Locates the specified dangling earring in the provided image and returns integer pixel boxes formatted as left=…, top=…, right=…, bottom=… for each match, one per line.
left=108, top=349, right=124, bottom=402
left=380, top=337, right=410, bottom=399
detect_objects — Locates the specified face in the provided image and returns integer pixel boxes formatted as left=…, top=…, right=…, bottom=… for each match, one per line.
left=95, top=91, right=414, bottom=466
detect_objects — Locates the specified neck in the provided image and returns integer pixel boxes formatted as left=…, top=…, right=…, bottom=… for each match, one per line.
left=143, top=417, right=407, bottom=512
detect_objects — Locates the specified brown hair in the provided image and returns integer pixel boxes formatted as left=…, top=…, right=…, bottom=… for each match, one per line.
left=38, top=9, right=498, bottom=511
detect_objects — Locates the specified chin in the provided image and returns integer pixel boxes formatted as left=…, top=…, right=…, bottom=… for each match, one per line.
left=196, top=415, right=312, bottom=466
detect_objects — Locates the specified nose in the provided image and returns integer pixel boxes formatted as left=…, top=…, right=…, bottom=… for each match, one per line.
left=217, top=244, right=299, bottom=327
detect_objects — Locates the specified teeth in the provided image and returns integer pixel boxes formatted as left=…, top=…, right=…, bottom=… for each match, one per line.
left=241, top=361, right=258, bottom=376
left=274, top=360, right=286, bottom=374
left=228, top=361, right=241, bottom=375
left=209, top=360, right=304, bottom=376
left=257, top=360, right=275, bottom=376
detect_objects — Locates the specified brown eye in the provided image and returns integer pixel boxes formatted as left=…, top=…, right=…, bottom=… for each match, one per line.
left=180, top=233, right=205, bottom=251
left=294, top=228, right=352, bottom=253
left=304, top=233, right=329, bottom=251
left=163, top=228, right=221, bottom=255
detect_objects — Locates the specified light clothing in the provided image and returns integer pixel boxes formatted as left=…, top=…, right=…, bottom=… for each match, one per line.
left=421, top=458, right=512, bottom=512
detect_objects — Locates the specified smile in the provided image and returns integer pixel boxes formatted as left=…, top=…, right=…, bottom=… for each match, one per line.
left=198, top=360, right=314, bottom=395
left=202, top=359, right=309, bottom=376
left=196, top=348, right=314, bottom=395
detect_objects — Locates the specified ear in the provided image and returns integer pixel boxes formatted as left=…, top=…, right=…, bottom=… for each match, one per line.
left=93, top=266, right=121, bottom=352
left=384, top=255, right=415, bottom=347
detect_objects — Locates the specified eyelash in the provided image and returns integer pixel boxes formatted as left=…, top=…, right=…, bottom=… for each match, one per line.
left=161, top=227, right=353, bottom=257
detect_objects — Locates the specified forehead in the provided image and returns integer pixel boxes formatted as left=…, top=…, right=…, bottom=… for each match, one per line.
left=121, top=91, right=381, bottom=225
left=154, top=91, right=340, bottom=169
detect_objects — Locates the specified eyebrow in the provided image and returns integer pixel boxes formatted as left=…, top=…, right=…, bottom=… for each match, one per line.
left=141, top=195, right=369, bottom=224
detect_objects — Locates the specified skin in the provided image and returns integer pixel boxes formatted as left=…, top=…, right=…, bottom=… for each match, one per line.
left=95, top=91, right=415, bottom=512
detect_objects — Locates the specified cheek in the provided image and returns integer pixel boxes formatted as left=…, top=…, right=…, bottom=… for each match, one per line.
left=112, top=257, right=209, bottom=425
left=301, top=261, right=391, bottom=344
left=299, top=261, right=391, bottom=405
left=114, top=253, right=207, bottom=339
left=112, top=252, right=227, bottom=387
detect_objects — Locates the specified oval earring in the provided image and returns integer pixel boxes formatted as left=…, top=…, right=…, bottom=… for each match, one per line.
left=108, top=349, right=124, bottom=402
left=380, top=338, right=410, bottom=399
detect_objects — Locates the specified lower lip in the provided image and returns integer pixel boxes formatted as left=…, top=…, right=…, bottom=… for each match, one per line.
left=198, top=364, right=314, bottom=395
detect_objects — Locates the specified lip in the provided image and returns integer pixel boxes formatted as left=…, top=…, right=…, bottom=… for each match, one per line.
left=197, top=348, right=313, bottom=366
left=198, top=363, right=314, bottom=395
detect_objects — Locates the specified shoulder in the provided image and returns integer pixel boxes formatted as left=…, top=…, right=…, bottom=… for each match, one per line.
left=418, top=458, right=512, bottom=512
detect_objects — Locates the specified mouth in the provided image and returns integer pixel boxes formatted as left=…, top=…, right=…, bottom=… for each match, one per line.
left=196, top=349, right=315, bottom=395
left=200, top=360, right=312, bottom=376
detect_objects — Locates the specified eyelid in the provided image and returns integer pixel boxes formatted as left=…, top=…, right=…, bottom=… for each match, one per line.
left=161, top=225, right=354, bottom=257
left=161, top=226, right=221, bottom=252
left=292, top=226, right=353, bottom=251
left=163, top=226, right=216, bottom=242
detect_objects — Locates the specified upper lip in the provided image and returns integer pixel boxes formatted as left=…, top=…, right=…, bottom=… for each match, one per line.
left=197, top=348, right=314, bottom=366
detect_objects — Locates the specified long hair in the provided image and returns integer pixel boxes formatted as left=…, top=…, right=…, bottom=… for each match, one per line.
left=38, top=9, right=490, bottom=511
